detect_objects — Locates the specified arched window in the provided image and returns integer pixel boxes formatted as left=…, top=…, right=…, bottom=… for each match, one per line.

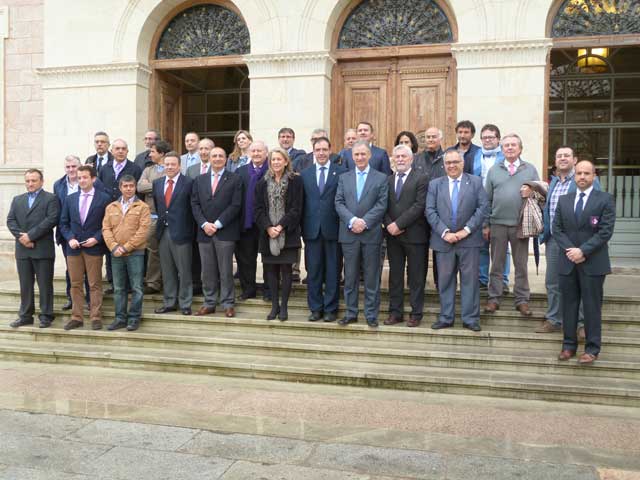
left=337, top=0, right=453, bottom=49
left=551, top=0, right=640, bottom=38
left=156, top=4, right=250, bottom=59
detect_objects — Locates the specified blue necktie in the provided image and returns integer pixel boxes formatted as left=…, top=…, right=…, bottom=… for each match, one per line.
left=395, top=173, right=405, bottom=201
left=356, top=171, right=366, bottom=201
left=451, top=179, right=459, bottom=228
left=318, top=166, right=326, bottom=194
left=575, top=192, right=585, bottom=222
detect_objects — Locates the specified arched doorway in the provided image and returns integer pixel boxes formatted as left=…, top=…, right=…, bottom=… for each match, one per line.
left=548, top=0, right=640, bottom=256
left=330, top=0, right=457, bottom=152
left=149, top=2, right=250, bottom=153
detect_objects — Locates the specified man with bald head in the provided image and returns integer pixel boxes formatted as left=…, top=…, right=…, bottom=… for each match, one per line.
left=187, top=138, right=215, bottom=179
left=414, top=127, right=446, bottom=178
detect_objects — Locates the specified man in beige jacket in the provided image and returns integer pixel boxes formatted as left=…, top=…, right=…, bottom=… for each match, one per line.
left=102, top=174, right=151, bottom=331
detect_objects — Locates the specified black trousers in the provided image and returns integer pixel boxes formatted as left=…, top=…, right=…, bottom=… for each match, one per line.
left=559, top=266, right=604, bottom=356
left=17, top=257, right=54, bottom=322
left=387, top=237, right=427, bottom=317
left=236, top=225, right=260, bottom=296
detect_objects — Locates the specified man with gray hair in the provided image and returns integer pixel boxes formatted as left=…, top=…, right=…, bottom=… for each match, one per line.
left=414, top=127, right=446, bottom=178
left=483, top=133, right=540, bottom=316
left=134, top=129, right=160, bottom=171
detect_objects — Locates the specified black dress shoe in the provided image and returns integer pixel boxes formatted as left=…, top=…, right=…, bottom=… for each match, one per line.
left=39, top=319, right=52, bottom=328
left=267, top=306, right=280, bottom=321
left=127, top=321, right=140, bottom=331
left=238, top=292, right=256, bottom=301
left=10, top=318, right=33, bottom=328
left=308, top=311, right=323, bottom=322
left=323, top=312, right=337, bottom=323
left=154, top=306, right=177, bottom=314
left=104, top=287, right=114, bottom=295
left=61, top=300, right=73, bottom=310
left=107, top=320, right=127, bottom=331
left=278, top=309, right=288, bottom=321
left=143, top=286, right=160, bottom=294
left=338, top=316, right=357, bottom=326
left=181, top=308, right=192, bottom=316
left=463, top=323, right=482, bottom=332
left=366, top=318, right=379, bottom=328
left=431, top=321, right=453, bottom=330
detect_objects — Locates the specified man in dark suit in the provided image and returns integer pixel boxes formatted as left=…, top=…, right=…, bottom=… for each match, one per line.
left=7, top=169, right=60, bottom=328
left=152, top=152, right=195, bottom=315
left=426, top=150, right=488, bottom=331
left=186, top=138, right=214, bottom=179
left=59, top=165, right=111, bottom=330
left=414, top=127, right=446, bottom=179
left=85, top=131, right=113, bottom=174
left=554, top=160, right=615, bottom=365
left=293, top=129, right=343, bottom=173
left=341, top=122, right=392, bottom=175
left=301, top=137, right=346, bottom=322
left=133, top=129, right=160, bottom=171
left=191, top=147, right=243, bottom=318
left=278, top=127, right=305, bottom=163
left=384, top=145, right=429, bottom=327
left=335, top=140, right=389, bottom=327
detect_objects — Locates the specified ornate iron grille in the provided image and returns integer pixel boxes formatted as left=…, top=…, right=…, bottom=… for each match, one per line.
left=551, top=0, right=640, bottom=37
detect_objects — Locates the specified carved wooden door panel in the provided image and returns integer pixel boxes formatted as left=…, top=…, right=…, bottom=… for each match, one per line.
left=151, top=71, right=182, bottom=152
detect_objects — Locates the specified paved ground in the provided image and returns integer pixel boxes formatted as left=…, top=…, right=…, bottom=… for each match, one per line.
left=0, top=361, right=639, bottom=480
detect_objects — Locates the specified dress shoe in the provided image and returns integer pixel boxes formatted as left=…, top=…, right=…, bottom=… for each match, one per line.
left=225, top=307, right=235, bottom=318
left=516, top=303, right=533, bottom=317
left=143, top=286, right=160, bottom=294
left=384, top=314, right=403, bottom=326
left=338, top=316, right=357, bottom=326
left=91, top=320, right=102, bottom=330
left=181, top=308, right=192, bottom=316
left=107, top=319, right=127, bottom=331
left=195, top=306, right=216, bottom=316
left=407, top=315, right=422, bottom=327
left=10, top=318, right=34, bottom=328
left=308, top=311, right=323, bottom=322
left=323, top=312, right=337, bottom=323
left=154, top=306, right=177, bottom=314
left=292, top=273, right=300, bottom=283
left=64, top=320, right=84, bottom=331
left=484, top=301, right=499, bottom=313
left=431, top=321, right=452, bottom=330
left=578, top=352, right=598, bottom=365
left=463, top=323, right=482, bottom=332
left=238, top=292, right=256, bottom=301
left=127, top=321, right=140, bottom=331
left=557, top=349, right=576, bottom=361
left=278, top=308, right=288, bottom=321
left=366, top=318, right=379, bottom=328
left=104, top=287, right=114, bottom=295
left=535, top=320, right=560, bottom=333
left=39, top=319, right=52, bottom=328
left=267, top=306, right=280, bottom=320
left=61, top=300, right=73, bottom=310
left=578, top=326, right=586, bottom=341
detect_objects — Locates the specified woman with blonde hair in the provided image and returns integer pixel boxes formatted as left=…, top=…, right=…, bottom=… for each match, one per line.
left=254, top=148, right=303, bottom=321
left=226, top=130, right=253, bottom=172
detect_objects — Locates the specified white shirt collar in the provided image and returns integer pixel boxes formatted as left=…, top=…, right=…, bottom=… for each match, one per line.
left=504, top=158, right=521, bottom=170
left=356, top=165, right=370, bottom=175
left=396, top=168, right=411, bottom=179
left=165, top=173, right=180, bottom=185
left=448, top=174, right=462, bottom=184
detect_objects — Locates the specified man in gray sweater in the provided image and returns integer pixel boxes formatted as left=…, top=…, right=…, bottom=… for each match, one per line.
left=483, top=133, right=539, bottom=316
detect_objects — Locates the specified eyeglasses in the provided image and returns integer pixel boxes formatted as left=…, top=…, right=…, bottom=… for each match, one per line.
left=481, top=135, right=497, bottom=140
left=444, top=161, right=462, bottom=166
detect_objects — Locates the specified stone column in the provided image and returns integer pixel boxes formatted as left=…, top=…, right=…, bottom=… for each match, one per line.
left=244, top=51, right=336, bottom=151
left=451, top=39, right=552, bottom=174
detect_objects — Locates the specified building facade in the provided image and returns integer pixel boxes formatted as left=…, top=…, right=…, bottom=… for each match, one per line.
left=0, top=0, right=639, bottom=271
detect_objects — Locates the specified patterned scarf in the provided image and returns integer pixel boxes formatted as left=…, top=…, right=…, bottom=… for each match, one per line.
left=265, top=171, right=291, bottom=256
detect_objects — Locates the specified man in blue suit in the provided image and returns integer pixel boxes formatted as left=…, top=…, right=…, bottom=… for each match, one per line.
left=335, top=140, right=389, bottom=327
left=59, top=165, right=111, bottom=330
left=301, top=137, right=346, bottom=322
left=152, top=152, right=195, bottom=315
left=426, top=150, right=489, bottom=331
left=341, top=122, right=392, bottom=176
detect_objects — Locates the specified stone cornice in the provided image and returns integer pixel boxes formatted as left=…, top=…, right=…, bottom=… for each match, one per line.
left=36, top=62, right=152, bottom=90
left=244, top=51, right=336, bottom=80
left=451, top=40, right=553, bottom=70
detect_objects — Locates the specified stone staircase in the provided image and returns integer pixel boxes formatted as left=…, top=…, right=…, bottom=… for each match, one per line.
left=0, top=279, right=639, bottom=407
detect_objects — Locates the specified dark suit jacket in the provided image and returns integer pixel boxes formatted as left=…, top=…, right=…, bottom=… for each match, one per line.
left=134, top=150, right=153, bottom=171
left=343, top=145, right=392, bottom=176
left=335, top=167, right=389, bottom=245
left=191, top=169, right=243, bottom=243
left=236, top=162, right=268, bottom=230
left=254, top=174, right=303, bottom=254
left=384, top=170, right=429, bottom=244
left=59, top=189, right=111, bottom=256
left=287, top=148, right=306, bottom=163
left=53, top=174, right=105, bottom=246
left=414, top=148, right=445, bottom=179
left=98, top=159, right=142, bottom=202
left=152, top=174, right=194, bottom=244
left=86, top=151, right=114, bottom=174
left=293, top=153, right=343, bottom=173
left=552, top=189, right=615, bottom=276
left=7, top=190, right=60, bottom=260
left=301, top=162, right=347, bottom=241
left=426, top=174, right=488, bottom=252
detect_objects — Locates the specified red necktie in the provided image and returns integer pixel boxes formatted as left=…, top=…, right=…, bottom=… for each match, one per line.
left=165, top=178, right=174, bottom=207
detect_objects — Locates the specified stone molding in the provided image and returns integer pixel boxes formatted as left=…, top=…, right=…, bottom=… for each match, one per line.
left=451, top=39, right=553, bottom=70
left=244, top=51, right=336, bottom=80
left=36, top=62, right=152, bottom=90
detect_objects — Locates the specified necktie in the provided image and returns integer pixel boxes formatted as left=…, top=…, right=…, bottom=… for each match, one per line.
left=395, top=173, right=405, bottom=201
left=165, top=178, right=174, bottom=207
left=318, top=166, right=326, bottom=194
left=451, top=179, right=459, bottom=228
left=79, top=193, right=90, bottom=225
left=98, top=156, right=104, bottom=169
left=211, top=172, right=219, bottom=196
left=201, top=163, right=207, bottom=175
left=508, top=162, right=516, bottom=176
left=114, top=161, right=125, bottom=177
left=575, top=192, right=585, bottom=222
left=356, top=171, right=366, bottom=201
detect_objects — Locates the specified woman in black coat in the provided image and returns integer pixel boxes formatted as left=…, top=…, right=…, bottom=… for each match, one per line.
left=254, top=147, right=303, bottom=321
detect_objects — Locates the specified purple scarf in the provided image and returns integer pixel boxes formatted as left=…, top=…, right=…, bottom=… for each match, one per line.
left=244, top=161, right=268, bottom=229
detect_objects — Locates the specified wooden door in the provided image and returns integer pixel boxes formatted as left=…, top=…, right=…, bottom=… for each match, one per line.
left=150, top=71, right=183, bottom=152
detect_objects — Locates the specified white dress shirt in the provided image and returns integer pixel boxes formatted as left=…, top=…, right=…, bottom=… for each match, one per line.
left=163, top=173, right=181, bottom=194
left=574, top=185, right=594, bottom=211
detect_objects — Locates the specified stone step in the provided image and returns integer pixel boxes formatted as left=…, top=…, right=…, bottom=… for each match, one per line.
left=0, top=337, right=638, bottom=407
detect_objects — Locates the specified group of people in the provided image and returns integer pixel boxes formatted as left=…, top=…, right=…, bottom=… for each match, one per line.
left=7, top=120, right=616, bottom=364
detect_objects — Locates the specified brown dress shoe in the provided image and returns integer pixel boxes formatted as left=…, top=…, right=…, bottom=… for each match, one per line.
left=195, top=306, right=216, bottom=316
left=225, top=307, right=235, bottom=318
left=64, top=320, right=84, bottom=331
left=535, top=320, right=560, bottom=333
left=407, top=316, right=422, bottom=327
left=578, top=326, right=586, bottom=341
left=516, top=303, right=533, bottom=317
left=383, top=315, right=403, bottom=326
left=578, top=352, right=598, bottom=365
left=484, top=301, right=499, bottom=313
left=558, top=350, right=576, bottom=361
left=91, top=320, right=102, bottom=330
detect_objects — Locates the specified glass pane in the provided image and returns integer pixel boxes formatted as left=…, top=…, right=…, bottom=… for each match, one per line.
left=609, top=48, right=640, bottom=74
left=207, top=93, right=240, bottom=112
left=612, top=128, right=640, bottom=218
left=241, top=113, right=250, bottom=130
left=614, top=102, right=640, bottom=123
left=206, top=113, right=239, bottom=132
left=615, top=78, right=640, bottom=99
left=566, top=102, right=610, bottom=123
left=566, top=79, right=611, bottom=99
left=184, top=94, right=205, bottom=114
left=549, top=102, right=565, bottom=125
left=548, top=130, right=564, bottom=179
left=241, top=92, right=250, bottom=109
left=183, top=115, right=205, bottom=132
left=566, top=129, right=610, bottom=170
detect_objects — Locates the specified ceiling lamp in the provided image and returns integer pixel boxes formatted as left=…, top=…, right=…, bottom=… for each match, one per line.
left=577, top=47, right=610, bottom=73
